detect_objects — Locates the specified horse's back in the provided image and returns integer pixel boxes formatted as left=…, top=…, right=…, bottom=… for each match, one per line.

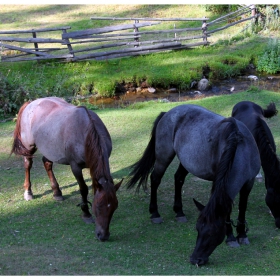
left=155, top=105, right=226, bottom=180
left=232, top=101, right=276, bottom=151
left=20, top=97, right=110, bottom=165
left=155, top=104, right=260, bottom=184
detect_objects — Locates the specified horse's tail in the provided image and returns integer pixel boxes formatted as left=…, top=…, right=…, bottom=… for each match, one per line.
left=263, top=102, right=278, bottom=118
left=206, top=117, right=242, bottom=222
left=254, top=116, right=280, bottom=180
left=10, top=101, right=34, bottom=157
left=126, top=112, right=166, bottom=192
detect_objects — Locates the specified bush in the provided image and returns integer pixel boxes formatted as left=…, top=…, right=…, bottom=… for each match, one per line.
left=257, top=38, right=280, bottom=74
left=0, top=73, right=27, bottom=117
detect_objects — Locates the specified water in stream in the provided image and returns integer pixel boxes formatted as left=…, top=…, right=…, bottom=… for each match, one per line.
left=84, top=73, right=280, bottom=108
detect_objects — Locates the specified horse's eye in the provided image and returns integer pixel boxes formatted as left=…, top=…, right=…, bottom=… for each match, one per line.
left=107, top=204, right=111, bottom=208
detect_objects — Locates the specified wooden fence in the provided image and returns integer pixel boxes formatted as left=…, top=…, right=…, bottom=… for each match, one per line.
left=0, top=5, right=258, bottom=62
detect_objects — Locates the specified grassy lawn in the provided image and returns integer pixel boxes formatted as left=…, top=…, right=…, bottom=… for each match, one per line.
left=1, top=90, right=280, bottom=275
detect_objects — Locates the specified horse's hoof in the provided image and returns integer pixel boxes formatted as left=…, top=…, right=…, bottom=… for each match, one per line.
left=82, top=216, right=95, bottom=224
left=226, top=240, right=240, bottom=248
left=237, top=237, right=250, bottom=245
left=53, top=195, right=64, bottom=201
left=176, top=216, right=187, bottom=223
left=24, top=191, right=33, bottom=201
left=151, top=217, right=163, bottom=224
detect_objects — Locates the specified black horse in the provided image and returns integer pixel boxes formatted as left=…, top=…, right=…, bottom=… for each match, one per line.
left=232, top=100, right=280, bottom=228
left=126, top=104, right=260, bottom=265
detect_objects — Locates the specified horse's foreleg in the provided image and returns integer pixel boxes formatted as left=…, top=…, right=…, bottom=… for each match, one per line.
left=23, top=156, right=33, bottom=201
left=173, top=163, right=188, bottom=222
left=225, top=215, right=239, bottom=248
left=71, top=163, right=94, bottom=224
left=236, top=179, right=254, bottom=245
left=42, top=156, right=63, bottom=201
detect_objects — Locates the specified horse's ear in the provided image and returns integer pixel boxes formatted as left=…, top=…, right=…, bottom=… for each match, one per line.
left=193, top=198, right=205, bottom=212
left=114, top=178, right=124, bottom=191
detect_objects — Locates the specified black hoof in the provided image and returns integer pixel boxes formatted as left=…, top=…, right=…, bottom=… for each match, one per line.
left=226, top=240, right=240, bottom=248
left=176, top=216, right=187, bottom=223
left=151, top=217, right=163, bottom=224
left=82, top=216, right=95, bottom=224
left=237, top=237, right=250, bottom=245
left=53, top=195, right=64, bottom=201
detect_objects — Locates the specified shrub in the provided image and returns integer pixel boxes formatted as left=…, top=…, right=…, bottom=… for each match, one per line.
left=0, top=73, right=27, bottom=117
left=257, top=38, right=280, bottom=74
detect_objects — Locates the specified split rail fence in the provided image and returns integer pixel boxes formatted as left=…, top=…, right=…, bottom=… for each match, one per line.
left=0, top=5, right=258, bottom=63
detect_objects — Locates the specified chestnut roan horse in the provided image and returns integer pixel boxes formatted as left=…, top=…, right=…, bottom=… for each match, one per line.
left=11, top=97, right=122, bottom=241
left=126, top=104, right=260, bottom=265
left=232, top=101, right=280, bottom=228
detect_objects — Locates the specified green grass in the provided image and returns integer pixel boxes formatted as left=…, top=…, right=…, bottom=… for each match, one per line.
left=1, top=90, right=280, bottom=275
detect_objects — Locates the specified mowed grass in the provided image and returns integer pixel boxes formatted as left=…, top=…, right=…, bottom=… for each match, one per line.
left=1, top=90, right=280, bottom=275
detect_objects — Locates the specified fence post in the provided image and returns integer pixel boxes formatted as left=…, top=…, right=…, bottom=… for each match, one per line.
left=62, top=29, right=75, bottom=60
left=134, top=19, right=139, bottom=47
left=202, top=17, right=207, bottom=42
left=251, top=4, right=257, bottom=24
left=32, top=30, right=40, bottom=62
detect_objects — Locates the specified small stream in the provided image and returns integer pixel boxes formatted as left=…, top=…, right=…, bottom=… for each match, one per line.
left=84, top=73, right=280, bottom=108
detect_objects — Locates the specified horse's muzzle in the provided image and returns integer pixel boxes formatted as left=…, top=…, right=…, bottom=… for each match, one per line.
left=190, top=255, right=209, bottom=266
left=96, top=231, right=110, bottom=242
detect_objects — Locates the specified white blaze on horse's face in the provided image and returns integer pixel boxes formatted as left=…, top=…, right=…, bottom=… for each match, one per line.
left=93, top=178, right=122, bottom=242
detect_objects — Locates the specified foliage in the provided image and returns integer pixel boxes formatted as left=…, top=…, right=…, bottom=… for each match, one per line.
left=258, top=5, right=280, bottom=31
left=257, top=38, right=280, bottom=74
left=203, top=5, right=238, bottom=14
left=0, top=73, right=27, bottom=117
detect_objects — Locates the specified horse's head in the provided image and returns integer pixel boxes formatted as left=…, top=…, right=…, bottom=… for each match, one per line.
left=92, top=178, right=123, bottom=241
left=190, top=199, right=226, bottom=266
left=266, top=188, right=280, bottom=228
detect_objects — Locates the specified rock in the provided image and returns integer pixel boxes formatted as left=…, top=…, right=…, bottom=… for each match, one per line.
left=197, top=78, right=209, bottom=91
left=194, top=91, right=202, bottom=95
left=167, top=88, right=177, bottom=93
left=190, top=80, right=197, bottom=88
left=247, top=75, right=258, bottom=80
left=148, top=87, right=156, bottom=93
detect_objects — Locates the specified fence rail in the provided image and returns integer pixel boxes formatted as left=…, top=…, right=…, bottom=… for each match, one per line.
left=0, top=5, right=257, bottom=63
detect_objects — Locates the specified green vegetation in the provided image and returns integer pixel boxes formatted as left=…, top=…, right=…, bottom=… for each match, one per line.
left=1, top=90, right=280, bottom=275
left=0, top=4, right=278, bottom=109
left=257, top=38, right=280, bottom=74
left=0, top=5, right=280, bottom=275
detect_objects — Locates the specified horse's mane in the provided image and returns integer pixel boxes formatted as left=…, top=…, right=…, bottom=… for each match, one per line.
left=253, top=117, right=280, bottom=191
left=199, top=118, right=241, bottom=225
left=10, top=100, right=36, bottom=157
left=81, top=106, right=112, bottom=192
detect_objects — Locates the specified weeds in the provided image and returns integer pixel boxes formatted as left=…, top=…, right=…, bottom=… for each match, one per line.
left=257, top=38, right=280, bottom=74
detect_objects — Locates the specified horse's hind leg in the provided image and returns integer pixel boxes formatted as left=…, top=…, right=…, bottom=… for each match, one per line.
left=236, top=179, right=254, bottom=245
left=70, top=163, right=94, bottom=224
left=150, top=156, right=175, bottom=224
left=42, top=156, right=63, bottom=201
left=23, top=156, right=33, bottom=201
left=174, top=163, right=188, bottom=222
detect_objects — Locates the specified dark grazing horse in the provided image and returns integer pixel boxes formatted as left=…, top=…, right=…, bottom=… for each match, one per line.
left=11, top=97, right=122, bottom=241
left=126, top=104, right=260, bottom=265
left=232, top=100, right=280, bottom=228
